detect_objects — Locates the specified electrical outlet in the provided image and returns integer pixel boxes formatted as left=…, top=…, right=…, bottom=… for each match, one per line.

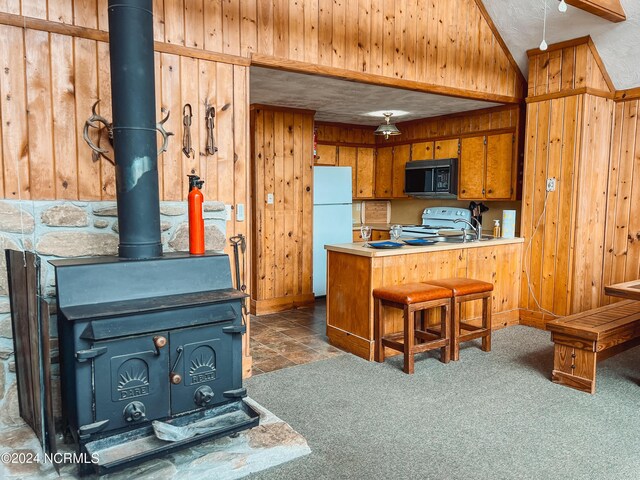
left=546, top=177, right=557, bottom=192
left=224, top=204, right=232, bottom=221
left=236, top=203, right=245, bottom=221
left=266, top=193, right=274, bottom=204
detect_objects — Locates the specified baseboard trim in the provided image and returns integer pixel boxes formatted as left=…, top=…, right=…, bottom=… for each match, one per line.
left=251, top=294, right=315, bottom=315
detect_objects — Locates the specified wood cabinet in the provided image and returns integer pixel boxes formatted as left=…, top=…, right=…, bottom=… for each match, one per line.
left=434, top=138, right=460, bottom=158
left=337, top=146, right=357, bottom=195
left=375, top=147, right=393, bottom=198
left=411, top=141, right=434, bottom=160
left=391, top=144, right=411, bottom=197
left=459, top=133, right=515, bottom=200
left=353, top=228, right=390, bottom=242
left=355, top=148, right=375, bottom=198
left=315, top=144, right=337, bottom=165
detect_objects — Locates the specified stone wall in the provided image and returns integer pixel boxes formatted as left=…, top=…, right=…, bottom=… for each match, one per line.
left=0, top=199, right=228, bottom=450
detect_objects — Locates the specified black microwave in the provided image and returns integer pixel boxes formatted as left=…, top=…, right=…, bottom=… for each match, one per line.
left=404, top=158, right=458, bottom=198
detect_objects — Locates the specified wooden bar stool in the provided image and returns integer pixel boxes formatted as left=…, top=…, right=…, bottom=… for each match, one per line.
left=373, top=283, right=452, bottom=374
left=423, top=278, right=493, bottom=361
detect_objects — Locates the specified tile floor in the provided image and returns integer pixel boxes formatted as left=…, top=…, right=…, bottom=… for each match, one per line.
left=250, top=298, right=344, bottom=376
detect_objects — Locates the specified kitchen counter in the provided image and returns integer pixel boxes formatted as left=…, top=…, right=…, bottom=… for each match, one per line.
left=328, top=236, right=524, bottom=257
left=325, top=237, right=523, bottom=360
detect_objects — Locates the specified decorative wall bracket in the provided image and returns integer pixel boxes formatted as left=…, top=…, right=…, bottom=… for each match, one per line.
left=83, top=100, right=174, bottom=164
left=205, top=106, right=218, bottom=155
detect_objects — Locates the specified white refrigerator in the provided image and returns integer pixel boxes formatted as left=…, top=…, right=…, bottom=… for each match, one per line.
left=313, top=166, right=353, bottom=296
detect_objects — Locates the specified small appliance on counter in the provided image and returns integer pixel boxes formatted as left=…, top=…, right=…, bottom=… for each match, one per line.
left=401, top=207, right=472, bottom=238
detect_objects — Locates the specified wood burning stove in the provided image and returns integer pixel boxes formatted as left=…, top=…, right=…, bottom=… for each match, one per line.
left=51, top=254, right=259, bottom=474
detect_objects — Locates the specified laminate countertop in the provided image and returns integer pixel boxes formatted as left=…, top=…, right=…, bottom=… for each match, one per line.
left=325, top=236, right=524, bottom=258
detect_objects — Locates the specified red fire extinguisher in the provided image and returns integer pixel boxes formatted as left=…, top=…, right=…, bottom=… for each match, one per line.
left=188, top=174, right=205, bottom=255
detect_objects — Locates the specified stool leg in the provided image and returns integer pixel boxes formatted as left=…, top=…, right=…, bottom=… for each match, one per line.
left=451, top=299, right=460, bottom=361
left=482, top=295, right=492, bottom=353
left=440, top=303, right=451, bottom=364
left=403, top=305, right=414, bottom=374
left=374, top=298, right=384, bottom=362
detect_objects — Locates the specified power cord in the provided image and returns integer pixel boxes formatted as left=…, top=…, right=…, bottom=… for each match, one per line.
left=523, top=189, right=558, bottom=318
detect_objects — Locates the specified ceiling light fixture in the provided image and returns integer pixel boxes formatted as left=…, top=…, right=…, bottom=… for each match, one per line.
left=374, top=112, right=401, bottom=140
left=540, top=0, right=549, bottom=51
left=558, top=0, right=568, bottom=13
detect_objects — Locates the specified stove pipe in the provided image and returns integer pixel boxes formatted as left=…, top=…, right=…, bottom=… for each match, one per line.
left=108, top=0, right=162, bottom=259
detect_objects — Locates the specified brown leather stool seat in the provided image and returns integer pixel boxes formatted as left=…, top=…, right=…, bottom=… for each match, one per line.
left=373, top=283, right=452, bottom=374
left=423, top=278, right=493, bottom=361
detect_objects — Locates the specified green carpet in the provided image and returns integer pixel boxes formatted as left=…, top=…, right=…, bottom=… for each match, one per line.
left=245, top=326, right=640, bottom=479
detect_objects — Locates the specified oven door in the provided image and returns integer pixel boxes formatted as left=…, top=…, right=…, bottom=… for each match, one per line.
left=93, top=333, right=170, bottom=432
left=169, top=323, right=235, bottom=414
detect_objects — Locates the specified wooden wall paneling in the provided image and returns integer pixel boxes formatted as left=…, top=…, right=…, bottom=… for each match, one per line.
left=414, top=0, right=427, bottom=83
left=204, top=0, right=224, bottom=52
left=50, top=32, right=77, bottom=199
left=561, top=47, right=575, bottom=91
left=159, top=52, right=182, bottom=200
left=240, top=0, right=257, bottom=57
left=553, top=95, right=581, bottom=315
left=356, top=147, right=374, bottom=198
left=519, top=103, right=537, bottom=312
left=547, top=50, right=562, bottom=94
left=465, top=0, right=479, bottom=92
left=222, top=0, right=241, bottom=56
left=199, top=59, right=217, bottom=200
left=293, top=112, right=304, bottom=293
left=154, top=51, right=164, bottom=196
left=263, top=108, right=275, bottom=300
left=273, top=0, right=288, bottom=59
left=357, top=0, right=371, bottom=73
left=444, top=0, right=459, bottom=87
left=73, top=0, right=97, bottom=29
left=374, top=145, right=392, bottom=197
left=0, top=25, right=29, bottom=199
left=344, top=0, right=359, bottom=72
left=185, top=0, right=204, bottom=49
left=282, top=111, right=295, bottom=296
left=233, top=65, right=249, bottom=295
left=392, top=0, right=406, bottom=79
left=391, top=143, right=409, bottom=197
left=369, top=0, right=382, bottom=75
left=250, top=107, right=263, bottom=299
left=301, top=113, right=314, bottom=295
left=624, top=104, right=640, bottom=283
left=571, top=95, right=613, bottom=312
left=97, top=41, right=115, bottom=199
left=303, top=0, right=319, bottom=64
left=164, top=0, right=185, bottom=45
left=24, top=29, right=55, bottom=199
left=381, top=0, right=394, bottom=78
left=74, top=37, right=101, bottom=200
left=318, top=0, right=332, bottom=66
left=539, top=99, right=564, bottom=313
left=273, top=110, right=285, bottom=297
left=180, top=56, right=200, bottom=199
left=288, top=0, right=304, bottom=61
left=153, top=0, right=165, bottom=41
left=48, top=0, right=73, bottom=24
left=22, top=0, right=46, bottom=18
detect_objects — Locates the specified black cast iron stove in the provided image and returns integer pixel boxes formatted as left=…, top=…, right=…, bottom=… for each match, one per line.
left=51, top=254, right=258, bottom=474
left=49, top=0, right=258, bottom=474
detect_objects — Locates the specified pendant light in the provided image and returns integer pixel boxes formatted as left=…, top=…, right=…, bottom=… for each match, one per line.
left=374, top=112, right=401, bottom=140
left=558, top=0, right=568, bottom=13
left=540, top=0, right=548, bottom=51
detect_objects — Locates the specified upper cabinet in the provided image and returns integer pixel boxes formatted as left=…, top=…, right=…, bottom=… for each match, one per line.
left=337, top=146, right=375, bottom=199
left=375, top=147, right=393, bottom=198
left=434, top=139, right=460, bottom=159
left=459, top=133, right=515, bottom=200
left=337, top=146, right=357, bottom=195
left=392, top=145, right=411, bottom=198
left=315, top=144, right=337, bottom=165
left=411, top=141, right=435, bottom=160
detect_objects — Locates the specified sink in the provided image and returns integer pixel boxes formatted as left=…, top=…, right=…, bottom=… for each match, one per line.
left=425, top=235, right=495, bottom=244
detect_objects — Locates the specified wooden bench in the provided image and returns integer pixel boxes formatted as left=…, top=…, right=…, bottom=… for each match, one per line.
left=547, top=301, right=640, bottom=394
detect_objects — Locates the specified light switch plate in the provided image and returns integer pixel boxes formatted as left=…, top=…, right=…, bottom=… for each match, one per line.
left=546, top=177, right=556, bottom=192
left=267, top=193, right=274, bottom=204
left=224, top=204, right=232, bottom=221
left=236, top=203, right=245, bottom=221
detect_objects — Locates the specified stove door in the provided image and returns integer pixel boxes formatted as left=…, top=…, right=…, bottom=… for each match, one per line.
left=169, top=323, right=234, bottom=414
left=93, top=333, right=170, bottom=432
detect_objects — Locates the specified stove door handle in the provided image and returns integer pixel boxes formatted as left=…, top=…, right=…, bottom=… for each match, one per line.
left=76, top=346, right=107, bottom=362
left=223, top=325, right=246, bottom=335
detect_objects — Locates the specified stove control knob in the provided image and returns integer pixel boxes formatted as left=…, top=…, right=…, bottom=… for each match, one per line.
left=123, top=401, right=146, bottom=423
left=194, top=386, right=214, bottom=407
left=153, top=336, right=167, bottom=349
left=170, top=372, right=182, bottom=384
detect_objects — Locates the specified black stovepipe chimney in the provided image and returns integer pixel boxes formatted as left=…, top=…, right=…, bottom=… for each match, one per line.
left=108, top=0, right=162, bottom=259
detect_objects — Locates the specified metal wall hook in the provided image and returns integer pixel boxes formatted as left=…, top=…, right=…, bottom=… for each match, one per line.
left=182, top=104, right=194, bottom=158
left=205, top=106, right=218, bottom=155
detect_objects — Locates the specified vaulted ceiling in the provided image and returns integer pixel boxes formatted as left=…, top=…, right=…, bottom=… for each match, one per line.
left=483, top=0, right=640, bottom=90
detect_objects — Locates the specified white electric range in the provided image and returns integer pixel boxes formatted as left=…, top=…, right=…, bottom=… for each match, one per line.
left=401, top=207, right=472, bottom=238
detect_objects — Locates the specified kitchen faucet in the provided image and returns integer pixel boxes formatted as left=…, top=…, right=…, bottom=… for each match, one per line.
left=454, top=218, right=482, bottom=242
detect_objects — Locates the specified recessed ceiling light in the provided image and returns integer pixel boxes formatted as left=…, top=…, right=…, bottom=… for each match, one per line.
left=364, top=110, right=410, bottom=118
